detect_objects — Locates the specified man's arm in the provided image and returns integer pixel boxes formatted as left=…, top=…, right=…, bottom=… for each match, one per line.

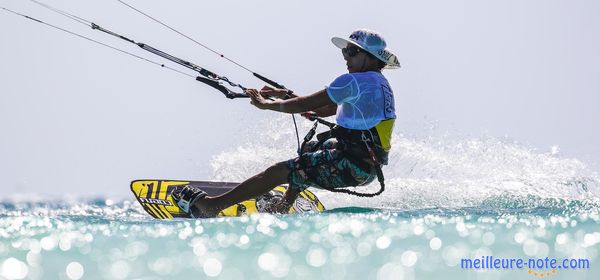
left=312, top=104, right=337, bottom=118
left=248, top=89, right=335, bottom=114
left=259, top=87, right=337, bottom=118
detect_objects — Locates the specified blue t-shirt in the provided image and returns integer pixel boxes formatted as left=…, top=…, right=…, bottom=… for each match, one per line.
left=326, top=71, right=396, bottom=130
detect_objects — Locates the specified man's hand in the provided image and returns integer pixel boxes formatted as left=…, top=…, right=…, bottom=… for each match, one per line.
left=266, top=199, right=291, bottom=214
left=259, top=85, right=289, bottom=99
left=246, top=88, right=272, bottom=110
left=301, top=111, right=319, bottom=121
left=264, top=187, right=300, bottom=214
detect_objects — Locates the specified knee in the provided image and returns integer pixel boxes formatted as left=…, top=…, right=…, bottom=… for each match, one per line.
left=262, top=161, right=290, bottom=179
left=267, top=161, right=288, bottom=173
left=253, top=161, right=290, bottom=184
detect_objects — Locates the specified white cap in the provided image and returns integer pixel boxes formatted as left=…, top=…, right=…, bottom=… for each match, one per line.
left=331, top=29, right=400, bottom=69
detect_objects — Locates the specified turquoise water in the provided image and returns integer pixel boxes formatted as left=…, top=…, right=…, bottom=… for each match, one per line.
left=1, top=199, right=599, bottom=279
left=2, top=125, right=599, bottom=279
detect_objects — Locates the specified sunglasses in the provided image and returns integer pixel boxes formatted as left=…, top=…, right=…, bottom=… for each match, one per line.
left=342, top=46, right=362, bottom=57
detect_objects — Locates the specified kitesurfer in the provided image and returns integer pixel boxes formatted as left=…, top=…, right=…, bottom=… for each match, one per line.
left=174, top=29, right=400, bottom=217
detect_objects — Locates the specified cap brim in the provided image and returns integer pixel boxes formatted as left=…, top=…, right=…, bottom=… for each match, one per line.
left=384, top=54, right=401, bottom=69
left=331, top=37, right=361, bottom=50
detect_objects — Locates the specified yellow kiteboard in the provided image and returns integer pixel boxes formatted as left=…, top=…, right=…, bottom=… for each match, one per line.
left=131, top=180, right=325, bottom=219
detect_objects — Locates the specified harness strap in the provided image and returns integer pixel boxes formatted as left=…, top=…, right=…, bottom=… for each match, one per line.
left=298, top=121, right=319, bottom=156
left=330, top=151, right=385, bottom=197
left=299, top=120, right=387, bottom=197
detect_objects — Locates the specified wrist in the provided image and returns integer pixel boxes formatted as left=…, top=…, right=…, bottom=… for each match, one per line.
left=265, top=100, right=282, bottom=111
left=282, top=89, right=295, bottom=99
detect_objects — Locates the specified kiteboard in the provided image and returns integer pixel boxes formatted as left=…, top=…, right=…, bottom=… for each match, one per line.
left=130, top=180, right=325, bottom=219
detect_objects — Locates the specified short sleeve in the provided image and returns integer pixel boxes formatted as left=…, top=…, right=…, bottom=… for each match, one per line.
left=326, top=74, right=360, bottom=104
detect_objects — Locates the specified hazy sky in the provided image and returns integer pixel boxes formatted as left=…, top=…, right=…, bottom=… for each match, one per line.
left=1, top=0, right=599, bottom=197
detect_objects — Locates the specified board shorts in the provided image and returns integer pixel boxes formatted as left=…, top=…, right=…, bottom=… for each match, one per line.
left=286, top=139, right=377, bottom=192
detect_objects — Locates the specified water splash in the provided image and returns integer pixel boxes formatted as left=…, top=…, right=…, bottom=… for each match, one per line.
left=208, top=116, right=600, bottom=211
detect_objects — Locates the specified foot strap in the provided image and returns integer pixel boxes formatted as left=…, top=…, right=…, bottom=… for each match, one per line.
left=172, top=185, right=208, bottom=218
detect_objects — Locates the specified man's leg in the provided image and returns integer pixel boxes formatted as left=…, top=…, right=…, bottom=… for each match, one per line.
left=193, top=161, right=290, bottom=216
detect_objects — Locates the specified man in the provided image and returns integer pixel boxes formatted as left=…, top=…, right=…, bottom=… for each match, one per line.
left=174, top=29, right=400, bottom=217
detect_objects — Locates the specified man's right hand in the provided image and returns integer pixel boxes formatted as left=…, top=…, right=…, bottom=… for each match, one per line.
left=301, top=111, right=319, bottom=121
left=259, top=85, right=289, bottom=99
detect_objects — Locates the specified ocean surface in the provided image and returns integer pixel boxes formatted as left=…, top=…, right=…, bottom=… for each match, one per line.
left=2, top=124, right=599, bottom=279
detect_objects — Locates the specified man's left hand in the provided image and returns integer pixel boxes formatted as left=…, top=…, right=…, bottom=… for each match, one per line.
left=266, top=200, right=291, bottom=214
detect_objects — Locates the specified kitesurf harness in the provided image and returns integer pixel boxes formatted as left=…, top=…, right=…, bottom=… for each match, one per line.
left=299, top=113, right=386, bottom=197
left=3, top=1, right=386, bottom=197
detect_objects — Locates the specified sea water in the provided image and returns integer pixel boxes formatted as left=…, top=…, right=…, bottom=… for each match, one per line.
left=2, top=121, right=599, bottom=279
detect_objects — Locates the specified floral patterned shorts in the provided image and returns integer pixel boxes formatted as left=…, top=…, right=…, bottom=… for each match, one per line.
left=286, top=139, right=376, bottom=191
